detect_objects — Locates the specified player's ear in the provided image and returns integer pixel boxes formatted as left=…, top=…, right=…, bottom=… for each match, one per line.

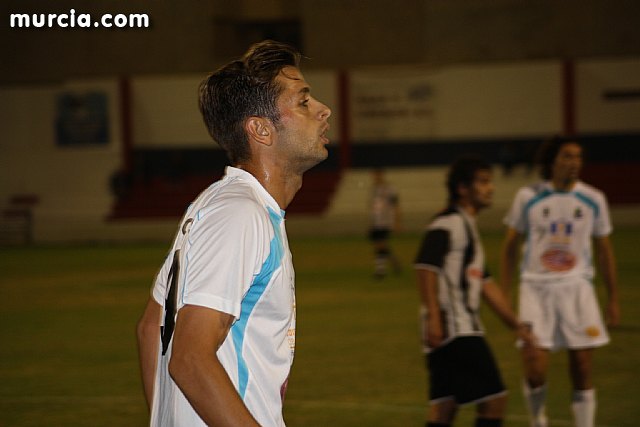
left=245, top=117, right=273, bottom=147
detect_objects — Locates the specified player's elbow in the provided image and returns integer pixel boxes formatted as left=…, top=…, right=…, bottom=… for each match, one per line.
left=136, top=315, right=158, bottom=349
left=136, top=299, right=163, bottom=348
left=168, top=344, right=204, bottom=389
left=168, top=347, right=190, bottom=386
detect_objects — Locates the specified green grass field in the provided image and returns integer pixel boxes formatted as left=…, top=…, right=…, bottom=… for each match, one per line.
left=1, top=227, right=639, bottom=426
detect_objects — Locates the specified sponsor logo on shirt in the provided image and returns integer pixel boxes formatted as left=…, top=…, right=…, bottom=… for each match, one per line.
left=541, top=221, right=577, bottom=272
left=541, top=248, right=576, bottom=271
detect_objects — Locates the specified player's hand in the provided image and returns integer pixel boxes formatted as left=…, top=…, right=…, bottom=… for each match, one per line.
left=516, top=322, right=538, bottom=349
left=425, top=321, right=444, bottom=349
left=606, top=299, right=621, bottom=328
left=426, top=331, right=443, bottom=349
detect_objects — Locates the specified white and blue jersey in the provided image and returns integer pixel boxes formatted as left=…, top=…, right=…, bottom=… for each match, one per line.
left=150, top=167, right=296, bottom=427
left=504, top=180, right=612, bottom=282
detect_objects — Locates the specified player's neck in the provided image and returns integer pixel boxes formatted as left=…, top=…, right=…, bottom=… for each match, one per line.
left=551, top=177, right=577, bottom=192
left=457, top=201, right=479, bottom=218
left=237, top=162, right=302, bottom=209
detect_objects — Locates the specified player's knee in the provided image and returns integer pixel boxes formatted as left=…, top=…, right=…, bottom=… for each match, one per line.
left=428, top=399, right=457, bottom=424
left=477, top=394, right=507, bottom=419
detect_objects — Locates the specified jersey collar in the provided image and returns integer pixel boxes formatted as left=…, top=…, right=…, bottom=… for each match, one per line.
left=224, top=166, right=285, bottom=218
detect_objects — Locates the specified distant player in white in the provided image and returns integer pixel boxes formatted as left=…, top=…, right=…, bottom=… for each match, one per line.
left=136, top=40, right=331, bottom=426
left=368, top=169, right=402, bottom=278
left=415, top=156, right=533, bottom=427
left=501, top=139, right=620, bottom=427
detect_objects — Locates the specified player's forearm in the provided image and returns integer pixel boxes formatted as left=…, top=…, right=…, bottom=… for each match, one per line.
left=499, top=250, right=515, bottom=287
left=482, top=281, right=520, bottom=330
left=417, top=270, right=445, bottom=346
left=169, top=352, right=260, bottom=426
left=137, top=322, right=159, bottom=409
left=598, top=241, right=619, bottom=299
left=500, top=233, right=520, bottom=298
left=417, top=270, right=440, bottom=314
left=136, top=299, right=162, bottom=410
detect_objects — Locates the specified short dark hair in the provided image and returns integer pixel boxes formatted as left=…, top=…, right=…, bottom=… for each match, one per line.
left=536, top=136, right=582, bottom=180
left=446, top=155, right=492, bottom=204
left=198, top=40, right=302, bottom=164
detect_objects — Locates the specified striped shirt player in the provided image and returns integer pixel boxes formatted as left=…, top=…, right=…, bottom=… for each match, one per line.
left=369, top=170, right=401, bottom=278
left=415, top=206, right=507, bottom=406
left=370, top=182, right=399, bottom=232
left=150, top=167, right=296, bottom=426
left=503, top=180, right=612, bottom=349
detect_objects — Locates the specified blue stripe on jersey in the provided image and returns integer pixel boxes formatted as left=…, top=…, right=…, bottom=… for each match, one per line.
left=521, top=189, right=553, bottom=269
left=573, top=191, right=599, bottom=218
left=232, top=206, right=284, bottom=399
left=523, top=188, right=553, bottom=219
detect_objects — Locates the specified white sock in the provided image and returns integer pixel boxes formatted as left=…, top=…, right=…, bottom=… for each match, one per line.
left=522, top=381, right=548, bottom=427
left=571, top=389, right=596, bottom=427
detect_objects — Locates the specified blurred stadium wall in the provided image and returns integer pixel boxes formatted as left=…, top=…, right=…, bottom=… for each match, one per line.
left=1, top=59, right=639, bottom=243
left=2, top=1, right=640, bottom=243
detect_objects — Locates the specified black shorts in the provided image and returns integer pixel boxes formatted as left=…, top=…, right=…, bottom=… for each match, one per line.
left=368, top=227, right=390, bottom=242
left=426, top=336, right=506, bottom=405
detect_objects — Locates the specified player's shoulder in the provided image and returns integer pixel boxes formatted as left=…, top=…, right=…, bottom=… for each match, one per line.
left=511, top=182, right=554, bottom=209
left=573, top=181, right=609, bottom=211
left=518, top=181, right=549, bottom=198
left=429, top=206, right=463, bottom=231
left=574, top=180, right=606, bottom=198
left=193, top=178, right=271, bottom=226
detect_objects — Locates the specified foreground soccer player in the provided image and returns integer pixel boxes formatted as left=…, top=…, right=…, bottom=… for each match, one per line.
left=415, top=156, right=533, bottom=427
left=136, top=40, right=331, bottom=426
left=501, top=138, right=620, bottom=427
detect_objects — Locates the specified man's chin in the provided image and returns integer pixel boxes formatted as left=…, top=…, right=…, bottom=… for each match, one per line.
left=299, top=151, right=328, bottom=173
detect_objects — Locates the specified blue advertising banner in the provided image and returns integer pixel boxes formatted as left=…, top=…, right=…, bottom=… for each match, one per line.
left=56, top=91, right=109, bottom=146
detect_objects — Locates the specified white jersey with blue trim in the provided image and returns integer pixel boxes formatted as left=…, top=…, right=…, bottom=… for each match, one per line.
left=150, top=167, right=295, bottom=427
left=504, top=180, right=612, bottom=282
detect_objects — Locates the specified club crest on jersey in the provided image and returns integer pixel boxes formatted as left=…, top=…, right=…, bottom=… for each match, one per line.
left=574, top=207, right=583, bottom=219
left=542, top=207, right=550, bottom=218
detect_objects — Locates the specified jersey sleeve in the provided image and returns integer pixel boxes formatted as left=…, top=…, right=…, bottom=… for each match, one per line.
left=414, top=228, right=450, bottom=271
left=151, top=251, right=173, bottom=305
left=593, top=190, right=613, bottom=237
left=179, top=198, right=270, bottom=319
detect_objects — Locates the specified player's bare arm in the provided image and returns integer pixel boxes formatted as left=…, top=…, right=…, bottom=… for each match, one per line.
left=136, top=297, right=163, bottom=410
left=500, top=227, right=522, bottom=300
left=393, top=202, right=402, bottom=232
left=594, top=235, right=620, bottom=327
left=169, top=305, right=260, bottom=427
left=417, top=269, right=444, bottom=348
left=482, top=280, right=536, bottom=347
